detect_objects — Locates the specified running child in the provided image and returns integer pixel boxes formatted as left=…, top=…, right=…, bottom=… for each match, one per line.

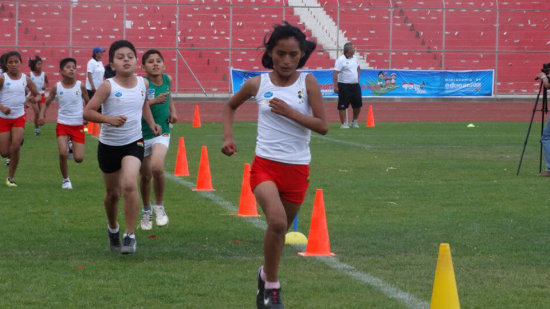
left=41, top=58, right=89, bottom=189
left=0, top=51, right=41, bottom=187
left=83, top=40, right=161, bottom=254
left=28, top=56, right=49, bottom=136
left=138, top=49, right=178, bottom=230
left=221, top=22, right=328, bottom=309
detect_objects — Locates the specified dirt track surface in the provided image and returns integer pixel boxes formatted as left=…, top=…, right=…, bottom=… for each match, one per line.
left=39, top=100, right=538, bottom=123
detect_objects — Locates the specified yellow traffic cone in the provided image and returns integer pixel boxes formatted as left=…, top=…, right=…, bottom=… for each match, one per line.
left=431, top=243, right=460, bottom=309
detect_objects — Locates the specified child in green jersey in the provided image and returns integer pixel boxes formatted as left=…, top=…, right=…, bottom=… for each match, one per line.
left=139, top=49, right=178, bottom=230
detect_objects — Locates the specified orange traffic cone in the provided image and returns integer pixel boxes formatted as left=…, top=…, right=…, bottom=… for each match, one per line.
left=431, top=243, right=460, bottom=309
left=237, top=163, right=259, bottom=217
left=92, top=122, right=100, bottom=137
left=87, top=122, right=95, bottom=135
left=192, top=105, right=201, bottom=128
left=174, top=137, right=189, bottom=176
left=366, top=105, right=375, bottom=127
left=298, top=189, right=335, bottom=257
left=193, top=145, right=214, bottom=191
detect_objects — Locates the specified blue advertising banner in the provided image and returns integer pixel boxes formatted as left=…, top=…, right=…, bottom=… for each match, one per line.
left=230, top=68, right=494, bottom=97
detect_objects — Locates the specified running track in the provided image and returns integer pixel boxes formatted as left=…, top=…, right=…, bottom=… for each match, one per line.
left=40, top=100, right=538, bottom=123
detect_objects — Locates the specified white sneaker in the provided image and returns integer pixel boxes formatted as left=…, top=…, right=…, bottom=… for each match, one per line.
left=340, top=122, right=349, bottom=129
left=62, top=178, right=72, bottom=189
left=140, top=209, right=153, bottom=230
left=351, top=120, right=360, bottom=128
left=153, top=205, right=169, bottom=227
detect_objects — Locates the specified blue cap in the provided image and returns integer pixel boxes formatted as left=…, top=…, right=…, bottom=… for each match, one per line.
left=93, top=47, right=105, bottom=54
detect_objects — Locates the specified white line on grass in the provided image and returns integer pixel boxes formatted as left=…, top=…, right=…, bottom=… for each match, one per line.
left=313, top=135, right=376, bottom=149
left=165, top=173, right=429, bottom=309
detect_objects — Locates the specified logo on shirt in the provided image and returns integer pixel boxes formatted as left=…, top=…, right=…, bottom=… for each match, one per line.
left=297, top=88, right=305, bottom=104
left=76, top=90, right=80, bottom=96
left=59, top=91, right=64, bottom=95
left=264, top=91, right=273, bottom=99
left=147, top=89, right=155, bottom=100
left=115, top=92, right=122, bottom=98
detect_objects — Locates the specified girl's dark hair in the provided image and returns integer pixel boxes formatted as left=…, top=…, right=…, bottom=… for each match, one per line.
left=2, top=51, right=22, bottom=71
left=108, top=40, right=137, bottom=64
left=261, top=21, right=316, bottom=69
left=59, top=57, right=77, bottom=70
left=0, top=53, right=7, bottom=72
left=142, top=49, right=164, bottom=65
left=28, top=55, right=42, bottom=71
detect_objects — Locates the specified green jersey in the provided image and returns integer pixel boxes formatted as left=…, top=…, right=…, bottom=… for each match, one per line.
left=142, top=74, right=171, bottom=139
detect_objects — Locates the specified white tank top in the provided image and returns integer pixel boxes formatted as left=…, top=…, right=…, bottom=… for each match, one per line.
left=0, top=73, right=27, bottom=119
left=56, top=81, right=84, bottom=126
left=99, top=77, right=146, bottom=146
left=255, top=72, right=312, bottom=165
left=30, top=71, right=45, bottom=94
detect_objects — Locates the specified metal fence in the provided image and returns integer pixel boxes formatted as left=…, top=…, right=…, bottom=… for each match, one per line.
left=1, top=0, right=548, bottom=95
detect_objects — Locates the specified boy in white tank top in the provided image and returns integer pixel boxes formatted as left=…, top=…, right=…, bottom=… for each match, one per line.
left=0, top=51, right=41, bottom=187
left=41, top=58, right=89, bottom=190
left=83, top=40, right=160, bottom=255
left=221, top=22, right=328, bottom=308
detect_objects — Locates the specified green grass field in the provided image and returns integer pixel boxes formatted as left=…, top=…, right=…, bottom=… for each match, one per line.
left=1, top=120, right=549, bottom=308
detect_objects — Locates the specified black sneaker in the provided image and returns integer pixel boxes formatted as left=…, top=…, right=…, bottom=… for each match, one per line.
left=256, top=267, right=266, bottom=309
left=120, top=234, right=136, bottom=254
left=107, top=228, right=121, bottom=252
left=263, top=288, right=284, bottom=309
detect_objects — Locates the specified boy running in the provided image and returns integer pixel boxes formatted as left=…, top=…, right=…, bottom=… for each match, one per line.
left=139, top=49, right=178, bottom=230
left=41, top=58, right=89, bottom=189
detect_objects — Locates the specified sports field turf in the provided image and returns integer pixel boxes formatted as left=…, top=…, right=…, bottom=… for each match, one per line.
left=0, top=120, right=549, bottom=308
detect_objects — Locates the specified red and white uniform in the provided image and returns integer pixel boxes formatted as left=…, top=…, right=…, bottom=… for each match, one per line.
left=30, top=71, right=45, bottom=94
left=0, top=73, right=27, bottom=119
left=255, top=72, right=312, bottom=165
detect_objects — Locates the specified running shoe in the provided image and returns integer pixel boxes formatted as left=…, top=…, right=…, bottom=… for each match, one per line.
left=257, top=267, right=266, bottom=309
left=120, top=234, right=137, bottom=254
left=140, top=209, right=153, bottom=230
left=68, top=139, right=74, bottom=159
left=5, top=177, right=17, bottom=188
left=34, top=128, right=40, bottom=136
left=107, top=228, right=121, bottom=253
left=5, top=158, right=10, bottom=166
left=62, top=178, right=72, bottom=189
left=153, top=205, right=169, bottom=227
left=351, top=120, right=360, bottom=128
left=340, top=122, right=349, bottom=129
left=263, top=288, right=284, bottom=309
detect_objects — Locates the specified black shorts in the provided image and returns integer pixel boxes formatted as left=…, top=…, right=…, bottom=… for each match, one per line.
left=337, top=83, right=363, bottom=110
left=87, top=89, right=96, bottom=99
left=97, top=139, right=144, bottom=173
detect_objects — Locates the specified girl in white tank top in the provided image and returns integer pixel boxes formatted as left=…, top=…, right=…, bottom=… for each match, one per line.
left=28, top=56, right=49, bottom=135
left=221, top=23, right=328, bottom=307
left=0, top=51, right=41, bottom=187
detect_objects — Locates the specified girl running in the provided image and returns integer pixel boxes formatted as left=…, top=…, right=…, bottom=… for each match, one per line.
left=83, top=40, right=161, bottom=254
left=138, top=49, right=178, bottom=230
left=41, top=58, right=89, bottom=189
left=28, top=56, right=49, bottom=136
left=221, top=22, right=328, bottom=309
left=0, top=51, right=41, bottom=187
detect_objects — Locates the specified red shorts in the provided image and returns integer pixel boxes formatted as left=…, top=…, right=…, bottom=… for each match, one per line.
left=56, top=123, right=85, bottom=144
left=0, top=115, right=26, bottom=133
left=38, top=93, right=46, bottom=104
left=250, top=156, right=310, bottom=204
